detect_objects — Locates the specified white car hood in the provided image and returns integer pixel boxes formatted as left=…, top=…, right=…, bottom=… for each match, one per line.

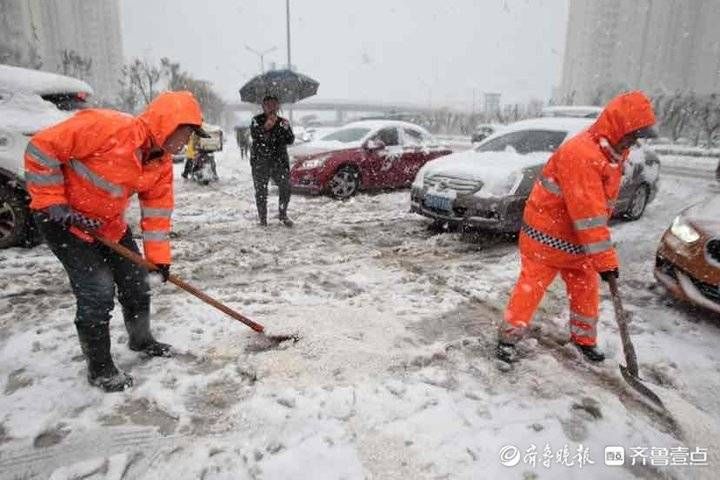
left=685, top=196, right=720, bottom=233
left=0, top=92, right=69, bottom=132
left=421, top=149, right=550, bottom=183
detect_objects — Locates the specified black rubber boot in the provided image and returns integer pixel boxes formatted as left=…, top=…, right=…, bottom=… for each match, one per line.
left=76, top=323, right=133, bottom=392
left=279, top=214, right=294, bottom=228
left=257, top=204, right=268, bottom=227
left=575, top=344, right=605, bottom=363
left=125, top=310, right=172, bottom=358
left=279, top=204, right=293, bottom=228
left=496, top=341, right=518, bottom=363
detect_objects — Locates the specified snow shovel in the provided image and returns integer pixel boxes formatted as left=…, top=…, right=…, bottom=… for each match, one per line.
left=607, top=276, right=663, bottom=408
left=91, top=233, right=299, bottom=345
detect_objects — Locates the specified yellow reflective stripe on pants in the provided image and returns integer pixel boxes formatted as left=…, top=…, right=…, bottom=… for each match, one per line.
left=570, top=311, right=597, bottom=338
left=142, top=231, right=170, bottom=241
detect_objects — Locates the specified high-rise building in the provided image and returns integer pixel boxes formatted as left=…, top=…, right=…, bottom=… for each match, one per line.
left=0, top=0, right=123, bottom=102
left=483, top=92, right=501, bottom=115
left=559, top=0, right=720, bottom=105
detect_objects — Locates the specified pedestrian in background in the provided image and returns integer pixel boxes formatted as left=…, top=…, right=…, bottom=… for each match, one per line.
left=236, top=126, right=251, bottom=160
left=250, top=94, right=295, bottom=227
left=181, top=131, right=198, bottom=179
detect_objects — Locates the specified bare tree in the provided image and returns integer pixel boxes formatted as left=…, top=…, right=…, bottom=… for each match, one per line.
left=656, top=92, right=695, bottom=142
left=127, top=59, right=161, bottom=105
left=159, top=57, right=226, bottom=123
left=695, top=94, right=720, bottom=147
left=117, top=64, right=140, bottom=113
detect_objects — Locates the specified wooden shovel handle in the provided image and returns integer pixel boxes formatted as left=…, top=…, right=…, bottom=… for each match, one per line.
left=92, top=233, right=265, bottom=333
left=607, top=276, right=639, bottom=377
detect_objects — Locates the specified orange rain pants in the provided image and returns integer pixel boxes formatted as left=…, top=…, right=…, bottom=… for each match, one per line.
left=501, top=254, right=600, bottom=347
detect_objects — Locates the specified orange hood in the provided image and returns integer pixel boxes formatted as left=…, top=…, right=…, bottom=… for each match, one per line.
left=589, top=91, right=656, bottom=145
left=139, top=91, right=203, bottom=146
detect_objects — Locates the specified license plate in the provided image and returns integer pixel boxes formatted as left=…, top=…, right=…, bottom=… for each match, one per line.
left=425, top=194, right=453, bottom=211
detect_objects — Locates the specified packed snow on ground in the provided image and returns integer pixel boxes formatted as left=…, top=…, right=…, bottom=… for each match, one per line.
left=1, top=142, right=719, bottom=479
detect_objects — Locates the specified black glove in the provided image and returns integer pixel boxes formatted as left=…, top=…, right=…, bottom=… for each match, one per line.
left=599, top=269, right=619, bottom=282
left=155, top=264, right=171, bottom=283
left=45, top=204, right=72, bottom=226
left=44, top=204, right=101, bottom=231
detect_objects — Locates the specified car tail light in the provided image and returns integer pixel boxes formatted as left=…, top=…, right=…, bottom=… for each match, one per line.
left=76, top=91, right=88, bottom=101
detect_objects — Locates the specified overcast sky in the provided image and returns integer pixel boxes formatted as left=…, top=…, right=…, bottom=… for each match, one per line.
left=121, top=0, right=568, bottom=108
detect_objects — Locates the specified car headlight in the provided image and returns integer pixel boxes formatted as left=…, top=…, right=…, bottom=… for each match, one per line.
left=670, top=216, right=700, bottom=243
left=477, top=171, right=524, bottom=198
left=297, top=154, right=330, bottom=170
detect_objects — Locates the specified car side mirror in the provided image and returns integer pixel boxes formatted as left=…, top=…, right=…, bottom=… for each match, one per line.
left=364, top=139, right=386, bottom=151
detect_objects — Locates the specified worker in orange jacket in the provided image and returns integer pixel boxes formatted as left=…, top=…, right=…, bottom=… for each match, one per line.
left=25, top=91, right=208, bottom=391
left=497, top=91, right=658, bottom=364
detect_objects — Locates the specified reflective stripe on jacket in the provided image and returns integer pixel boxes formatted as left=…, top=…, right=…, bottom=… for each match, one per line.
left=520, top=91, right=657, bottom=272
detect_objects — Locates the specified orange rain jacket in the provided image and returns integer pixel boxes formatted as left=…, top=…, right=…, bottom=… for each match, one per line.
left=520, top=91, right=657, bottom=272
left=24, top=91, right=203, bottom=264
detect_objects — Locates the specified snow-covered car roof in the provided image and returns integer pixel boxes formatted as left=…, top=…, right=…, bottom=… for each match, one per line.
left=340, top=119, right=432, bottom=134
left=289, top=120, right=435, bottom=158
left=480, top=117, right=593, bottom=143
left=541, top=105, right=602, bottom=118
left=0, top=64, right=93, bottom=97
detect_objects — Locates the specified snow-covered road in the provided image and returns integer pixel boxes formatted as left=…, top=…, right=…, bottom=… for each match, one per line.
left=1, top=143, right=719, bottom=479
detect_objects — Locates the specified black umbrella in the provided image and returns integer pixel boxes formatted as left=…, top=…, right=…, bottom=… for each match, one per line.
left=239, top=69, right=319, bottom=104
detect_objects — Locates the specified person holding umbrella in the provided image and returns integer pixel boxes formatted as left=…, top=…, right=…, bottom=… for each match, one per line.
left=250, top=94, right=295, bottom=227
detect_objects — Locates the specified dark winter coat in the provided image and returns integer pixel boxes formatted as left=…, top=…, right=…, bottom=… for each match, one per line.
left=250, top=113, right=295, bottom=165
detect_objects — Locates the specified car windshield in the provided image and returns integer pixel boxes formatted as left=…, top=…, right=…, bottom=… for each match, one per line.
left=320, top=127, right=371, bottom=142
left=476, top=129, right=568, bottom=154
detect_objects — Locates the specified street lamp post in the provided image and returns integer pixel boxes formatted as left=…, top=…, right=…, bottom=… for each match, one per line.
left=286, top=0, right=293, bottom=122
left=245, top=45, right=277, bottom=73
left=286, top=0, right=292, bottom=71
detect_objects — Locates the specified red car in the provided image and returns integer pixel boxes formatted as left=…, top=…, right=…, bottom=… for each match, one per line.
left=289, top=120, right=452, bottom=198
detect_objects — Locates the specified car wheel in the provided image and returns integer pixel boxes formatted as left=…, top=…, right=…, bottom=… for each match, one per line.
left=624, top=184, right=649, bottom=221
left=0, top=185, right=30, bottom=249
left=329, top=166, right=360, bottom=199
